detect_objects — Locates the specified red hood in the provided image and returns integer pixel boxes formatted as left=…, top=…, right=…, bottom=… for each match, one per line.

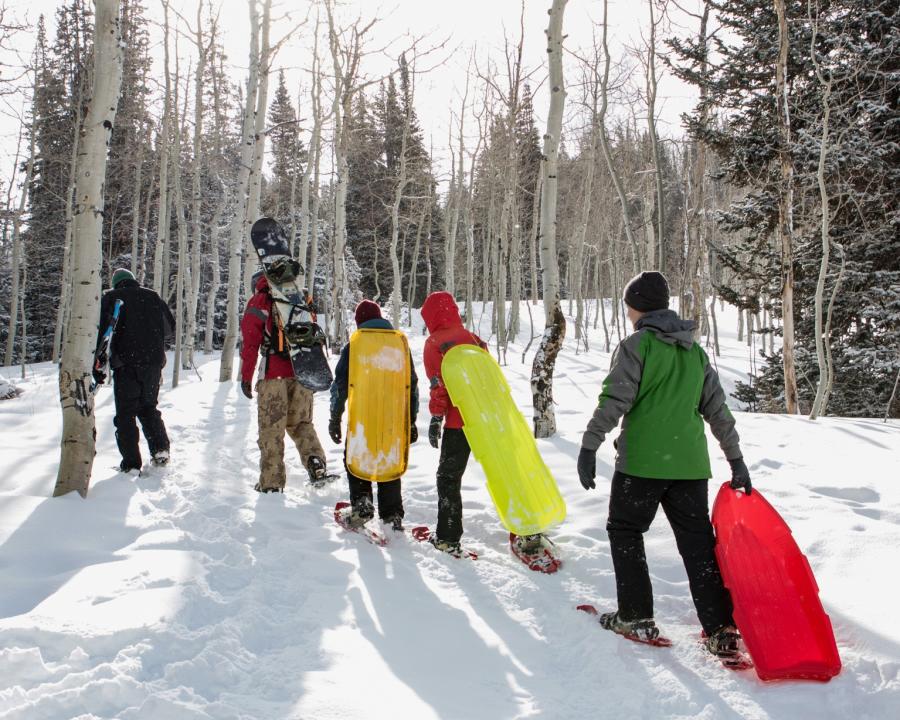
left=421, top=292, right=461, bottom=332
left=254, top=274, right=270, bottom=293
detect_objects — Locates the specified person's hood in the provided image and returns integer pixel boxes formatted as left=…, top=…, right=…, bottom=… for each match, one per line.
left=359, top=318, right=394, bottom=331
left=115, top=278, right=140, bottom=290
left=421, top=292, right=462, bottom=333
left=635, top=309, right=696, bottom=350
left=254, top=274, right=270, bottom=294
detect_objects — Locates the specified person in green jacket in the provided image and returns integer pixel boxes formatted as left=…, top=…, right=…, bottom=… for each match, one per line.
left=577, top=271, right=753, bottom=660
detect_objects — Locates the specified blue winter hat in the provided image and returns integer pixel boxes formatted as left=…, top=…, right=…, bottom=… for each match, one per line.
left=111, top=268, right=135, bottom=289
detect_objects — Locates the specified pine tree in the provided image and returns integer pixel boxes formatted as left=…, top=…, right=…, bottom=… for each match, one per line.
left=669, top=0, right=900, bottom=417
left=263, top=69, right=306, bottom=221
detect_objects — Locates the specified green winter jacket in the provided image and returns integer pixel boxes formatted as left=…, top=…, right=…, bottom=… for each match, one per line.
left=581, top=309, right=742, bottom=479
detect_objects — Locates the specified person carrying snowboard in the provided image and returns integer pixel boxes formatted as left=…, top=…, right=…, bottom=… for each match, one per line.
left=577, top=271, right=753, bottom=661
left=328, top=300, right=419, bottom=530
left=240, top=271, right=330, bottom=493
left=93, top=268, right=175, bottom=472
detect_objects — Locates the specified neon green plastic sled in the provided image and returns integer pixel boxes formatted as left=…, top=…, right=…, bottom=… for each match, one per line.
left=441, top=345, right=566, bottom=535
left=346, top=329, right=411, bottom=482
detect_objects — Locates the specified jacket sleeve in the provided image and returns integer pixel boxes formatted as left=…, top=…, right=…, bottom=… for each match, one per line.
left=423, top=337, right=451, bottom=418
left=330, top=343, right=350, bottom=417
left=96, top=292, right=112, bottom=351
left=581, top=332, right=645, bottom=451
left=409, top=352, right=419, bottom=421
left=239, top=299, right=267, bottom=383
left=698, top=353, right=743, bottom=460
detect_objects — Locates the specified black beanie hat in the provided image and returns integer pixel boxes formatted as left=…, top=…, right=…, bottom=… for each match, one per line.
left=623, top=271, right=670, bottom=312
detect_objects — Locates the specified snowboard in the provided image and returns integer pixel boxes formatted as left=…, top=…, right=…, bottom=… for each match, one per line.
left=509, top=533, right=562, bottom=574
left=440, top=345, right=566, bottom=536
left=346, top=328, right=411, bottom=481
left=250, top=217, right=333, bottom=392
left=410, top=526, right=478, bottom=560
left=576, top=605, right=673, bottom=647
left=334, top=501, right=388, bottom=547
left=91, top=298, right=124, bottom=393
left=712, top=482, right=842, bottom=682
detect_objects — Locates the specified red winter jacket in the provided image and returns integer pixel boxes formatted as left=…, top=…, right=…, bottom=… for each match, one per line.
left=240, top=275, right=295, bottom=382
left=421, top=291, right=487, bottom=429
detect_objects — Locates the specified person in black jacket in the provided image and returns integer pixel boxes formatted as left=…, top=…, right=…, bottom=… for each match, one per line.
left=93, top=268, right=176, bottom=472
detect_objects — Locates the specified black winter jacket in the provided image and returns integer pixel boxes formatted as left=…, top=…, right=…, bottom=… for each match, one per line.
left=97, top=279, right=175, bottom=369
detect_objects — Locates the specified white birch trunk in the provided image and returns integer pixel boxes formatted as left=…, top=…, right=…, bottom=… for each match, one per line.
left=152, top=1, right=172, bottom=296
left=218, top=0, right=259, bottom=382
left=5, top=128, right=33, bottom=367
left=598, top=0, right=639, bottom=275
left=243, top=0, right=272, bottom=295
left=185, top=4, right=207, bottom=371
left=531, top=0, right=567, bottom=439
left=54, top=0, right=124, bottom=498
left=775, top=0, right=800, bottom=414
left=204, top=191, right=225, bottom=353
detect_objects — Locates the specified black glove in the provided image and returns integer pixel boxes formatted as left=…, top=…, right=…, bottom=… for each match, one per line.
left=329, top=415, right=342, bottom=444
left=410, top=424, right=418, bottom=444
left=578, top=447, right=597, bottom=490
left=428, top=416, right=442, bottom=449
left=729, top=457, right=752, bottom=495
left=240, top=381, right=253, bottom=400
left=92, top=368, right=106, bottom=387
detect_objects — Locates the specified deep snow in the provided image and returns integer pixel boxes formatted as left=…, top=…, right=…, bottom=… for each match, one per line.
left=1, top=301, right=898, bottom=720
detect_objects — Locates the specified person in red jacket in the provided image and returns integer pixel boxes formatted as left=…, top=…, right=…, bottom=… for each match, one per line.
left=421, top=291, right=488, bottom=554
left=240, top=273, right=328, bottom=493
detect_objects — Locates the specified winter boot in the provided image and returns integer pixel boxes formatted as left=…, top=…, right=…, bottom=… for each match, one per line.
left=598, top=611, right=661, bottom=643
left=705, top=625, right=741, bottom=658
left=306, top=456, right=327, bottom=484
left=384, top=514, right=404, bottom=532
left=429, top=535, right=463, bottom=557
left=254, top=481, right=283, bottom=494
left=119, top=460, right=141, bottom=474
left=151, top=449, right=170, bottom=467
left=514, top=533, right=544, bottom=555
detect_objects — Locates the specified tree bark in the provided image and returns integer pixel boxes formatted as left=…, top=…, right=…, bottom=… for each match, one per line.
left=243, top=0, right=272, bottom=295
left=598, top=0, right=639, bottom=275
left=219, top=0, right=259, bottom=382
left=531, top=0, right=568, bottom=439
left=152, top=1, right=172, bottom=296
left=775, top=0, right=800, bottom=414
left=5, top=126, right=33, bottom=367
left=54, top=0, right=124, bottom=498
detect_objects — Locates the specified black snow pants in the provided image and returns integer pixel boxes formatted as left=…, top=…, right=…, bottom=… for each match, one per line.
left=435, top=428, right=471, bottom=543
left=606, top=472, right=734, bottom=635
left=348, top=472, right=403, bottom=521
left=113, top=364, right=169, bottom=468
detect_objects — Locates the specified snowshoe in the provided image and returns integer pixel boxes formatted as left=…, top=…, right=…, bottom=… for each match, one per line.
left=334, top=501, right=388, bottom=546
left=576, top=605, right=672, bottom=647
left=509, top=532, right=562, bottom=574
left=410, top=526, right=478, bottom=560
left=703, top=627, right=754, bottom=671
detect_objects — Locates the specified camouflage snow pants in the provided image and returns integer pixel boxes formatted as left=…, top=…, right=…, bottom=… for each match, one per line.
left=256, top=377, right=325, bottom=490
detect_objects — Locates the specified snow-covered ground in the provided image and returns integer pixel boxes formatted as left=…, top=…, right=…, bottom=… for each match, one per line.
left=1, top=301, right=898, bottom=720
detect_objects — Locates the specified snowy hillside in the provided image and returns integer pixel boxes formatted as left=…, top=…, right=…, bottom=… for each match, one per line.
left=1, top=302, right=898, bottom=720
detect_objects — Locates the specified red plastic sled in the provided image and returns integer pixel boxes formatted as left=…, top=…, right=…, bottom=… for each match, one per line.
left=712, top=482, right=841, bottom=682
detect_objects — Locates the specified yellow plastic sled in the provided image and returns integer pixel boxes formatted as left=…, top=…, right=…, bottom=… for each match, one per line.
left=346, top=329, right=411, bottom=482
left=441, top=345, right=566, bottom=535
